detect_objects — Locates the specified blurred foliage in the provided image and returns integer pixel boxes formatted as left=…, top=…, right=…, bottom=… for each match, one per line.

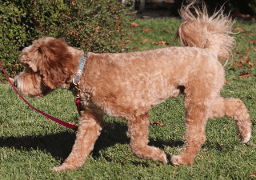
left=0, top=0, right=134, bottom=81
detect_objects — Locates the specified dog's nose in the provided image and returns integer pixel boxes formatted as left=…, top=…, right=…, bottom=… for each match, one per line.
left=13, top=77, right=18, bottom=87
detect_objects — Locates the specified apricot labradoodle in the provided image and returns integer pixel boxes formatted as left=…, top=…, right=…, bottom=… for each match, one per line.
left=14, top=3, right=251, bottom=170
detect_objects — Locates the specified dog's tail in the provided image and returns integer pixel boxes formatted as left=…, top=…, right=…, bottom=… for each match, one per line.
left=177, top=3, right=235, bottom=61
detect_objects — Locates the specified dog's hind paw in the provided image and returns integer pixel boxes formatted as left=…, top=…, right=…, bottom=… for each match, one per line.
left=52, top=163, right=78, bottom=171
left=159, top=151, right=168, bottom=165
left=171, top=155, right=193, bottom=166
left=240, top=132, right=251, bottom=143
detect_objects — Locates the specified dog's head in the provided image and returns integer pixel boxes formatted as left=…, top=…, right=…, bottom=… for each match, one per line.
left=14, top=37, right=77, bottom=97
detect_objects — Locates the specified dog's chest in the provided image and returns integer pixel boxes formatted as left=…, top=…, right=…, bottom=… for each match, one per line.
left=80, top=97, right=113, bottom=116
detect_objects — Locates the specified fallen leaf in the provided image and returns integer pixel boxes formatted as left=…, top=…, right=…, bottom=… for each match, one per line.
left=235, top=64, right=243, bottom=67
left=234, top=27, right=243, bottom=31
left=158, top=41, right=169, bottom=45
left=235, top=59, right=241, bottom=63
left=224, top=79, right=229, bottom=84
left=164, top=30, right=170, bottom=33
left=250, top=174, right=256, bottom=177
left=150, top=121, right=165, bottom=127
left=130, top=22, right=138, bottom=27
left=3, top=125, right=7, bottom=129
left=249, top=62, right=254, bottom=67
left=67, top=121, right=76, bottom=125
left=152, top=41, right=169, bottom=45
left=234, top=27, right=246, bottom=33
left=141, top=39, right=149, bottom=44
left=242, top=59, right=248, bottom=64
left=232, top=12, right=254, bottom=21
left=238, top=73, right=253, bottom=78
left=144, top=28, right=152, bottom=33
left=132, top=47, right=139, bottom=50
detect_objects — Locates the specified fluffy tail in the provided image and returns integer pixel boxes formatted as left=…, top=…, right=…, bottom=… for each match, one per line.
left=177, top=2, right=235, bottom=61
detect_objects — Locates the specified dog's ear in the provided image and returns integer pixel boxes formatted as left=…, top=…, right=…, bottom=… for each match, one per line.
left=20, top=37, right=74, bottom=89
left=37, top=37, right=74, bottom=89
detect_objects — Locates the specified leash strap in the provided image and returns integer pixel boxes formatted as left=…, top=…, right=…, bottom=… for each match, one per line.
left=0, top=61, right=78, bottom=130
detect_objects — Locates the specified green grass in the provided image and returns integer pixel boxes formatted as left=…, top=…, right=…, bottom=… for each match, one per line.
left=0, top=17, right=256, bottom=179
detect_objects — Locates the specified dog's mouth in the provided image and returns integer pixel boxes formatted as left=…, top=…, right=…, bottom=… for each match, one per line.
left=13, top=72, right=52, bottom=98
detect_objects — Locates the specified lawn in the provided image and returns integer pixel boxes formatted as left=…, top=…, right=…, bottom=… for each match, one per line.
left=0, top=17, right=255, bottom=179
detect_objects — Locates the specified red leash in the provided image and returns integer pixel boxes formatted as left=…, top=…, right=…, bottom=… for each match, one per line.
left=0, top=61, right=78, bottom=130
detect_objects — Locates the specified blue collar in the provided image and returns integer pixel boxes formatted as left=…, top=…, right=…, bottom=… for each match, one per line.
left=73, top=52, right=87, bottom=85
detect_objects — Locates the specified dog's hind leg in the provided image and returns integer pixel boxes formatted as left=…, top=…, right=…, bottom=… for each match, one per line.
left=171, top=83, right=217, bottom=165
left=208, top=96, right=251, bottom=143
left=52, top=111, right=104, bottom=171
left=128, top=113, right=168, bottom=164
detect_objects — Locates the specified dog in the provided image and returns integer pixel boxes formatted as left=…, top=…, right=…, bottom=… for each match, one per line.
left=14, top=3, right=251, bottom=171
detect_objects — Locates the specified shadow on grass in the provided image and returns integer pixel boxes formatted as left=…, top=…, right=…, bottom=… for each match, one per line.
left=0, top=121, right=183, bottom=163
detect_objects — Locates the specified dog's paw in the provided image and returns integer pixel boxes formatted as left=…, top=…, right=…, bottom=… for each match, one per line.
left=52, top=163, right=77, bottom=171
left=159, top=151, right=168, bottom=165
left=171, top=155, right=182, bottom=165
left=240, top=132, right=251, bottom=143
left=171, top=155, right=193, bottom=166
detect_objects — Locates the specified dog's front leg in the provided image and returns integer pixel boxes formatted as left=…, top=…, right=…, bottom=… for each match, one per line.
left=53, top=111, right=103, bottom=171
left=128, top=113, right=167, bottom=164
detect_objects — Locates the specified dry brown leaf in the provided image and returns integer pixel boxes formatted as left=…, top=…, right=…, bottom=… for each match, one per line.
left=235, top=64, right=243, bottom=67
left=67, top=121, right=76, bottom=125
left=242, top=59, right=249, bottom=64
left=144, top=28, right=152, bottom=33
left=234, top=27, right=246, bottom=33
left=141, top=39, right=149, bottom=44
left=224, top=79, right=229, bottom=84
left=249, top=62, right=254, bottom=67
left=234, top=27, right=243, bottom=31
left=235, top=59, right=241, bottom=63
left=164, top=30, right=170, bottom=33
left=158, top=41, right=169, bottom=45
left=238, top=73, right=253, bottom=78
left=250, top=174, right=256, bottom=177
left=150, top=121, right=165, bottom=127
left=132, top=47, right=139, bottom=50
left=130, top=22, right=138, bottom=27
